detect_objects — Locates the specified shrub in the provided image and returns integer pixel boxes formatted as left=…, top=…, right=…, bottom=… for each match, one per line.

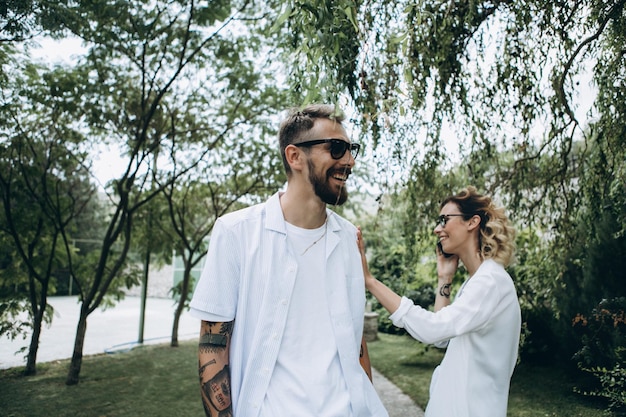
left=572, top=297, right=626, bottom=369
left=573, top=297, right=626, bottom=414
left=574, top=363, right=626, bottom=414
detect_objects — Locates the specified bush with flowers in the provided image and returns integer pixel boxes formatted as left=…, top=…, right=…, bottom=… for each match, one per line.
left=572, top=297, right=626, bottom=413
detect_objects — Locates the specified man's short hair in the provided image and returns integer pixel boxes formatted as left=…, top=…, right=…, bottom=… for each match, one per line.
left=278, top=104, right=345, bottom=175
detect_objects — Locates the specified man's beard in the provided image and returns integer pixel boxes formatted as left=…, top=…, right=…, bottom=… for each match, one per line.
left=308, top=160, right=349, bottom=206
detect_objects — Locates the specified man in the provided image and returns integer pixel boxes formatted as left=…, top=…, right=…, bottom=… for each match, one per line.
left=189, top=104, right=388, bottom=417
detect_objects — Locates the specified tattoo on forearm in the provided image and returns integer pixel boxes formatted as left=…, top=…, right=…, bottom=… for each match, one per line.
left=200, top=322, right=233, bottom=354
left=202, top=364, right=232, bottom=415
left=202, top=400, right=232, bottom=417
left=199, top=359, right=217, bottom=379
left=439, top=283, right=452, bottom=298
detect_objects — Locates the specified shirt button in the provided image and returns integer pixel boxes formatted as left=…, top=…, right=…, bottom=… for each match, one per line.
left=281, top=299, right=287, bottom=305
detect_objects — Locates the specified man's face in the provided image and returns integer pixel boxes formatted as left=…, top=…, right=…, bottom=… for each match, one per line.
left=308, top=158, right=350, bottom=205
left=304, top=119, right=355, bottom=206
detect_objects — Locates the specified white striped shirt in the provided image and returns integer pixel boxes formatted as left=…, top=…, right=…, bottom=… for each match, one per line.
left=190, top=192, right=388, bottom=417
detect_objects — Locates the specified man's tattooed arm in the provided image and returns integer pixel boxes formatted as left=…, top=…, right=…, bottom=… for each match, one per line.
left=198, top=320, right=234, bottom=417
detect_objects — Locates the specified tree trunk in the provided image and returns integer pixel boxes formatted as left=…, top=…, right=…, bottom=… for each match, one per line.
left=170, top=269, right=191, bottom=347
left=66, top=307, right=88, bottom=385
left=171, top=293, right=185, bottom=347
left=138, top=246, right=151, bottom=343
left=24, top=311, right=43, bottom=376
left=24, top=280, right=49, bottom=376
left=171, top=305, right=181, bottom=347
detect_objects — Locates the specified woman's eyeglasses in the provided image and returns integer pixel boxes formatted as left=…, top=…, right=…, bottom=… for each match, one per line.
left=294, top=138, right=361, bottom=160
left=437, top=214, right=466, bottom=228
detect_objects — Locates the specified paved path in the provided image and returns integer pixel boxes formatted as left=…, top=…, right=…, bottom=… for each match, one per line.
left=0, top=295, right=424, bottom=416
left=373, top=367, right=425, bottom=417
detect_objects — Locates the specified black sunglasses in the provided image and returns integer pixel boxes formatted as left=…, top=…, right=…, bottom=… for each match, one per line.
left=294, top=138, right=360, bottom=160
left=437, top=214, right=466, bottom=228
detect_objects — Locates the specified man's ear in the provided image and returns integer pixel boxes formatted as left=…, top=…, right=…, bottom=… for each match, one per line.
left=285, top=144, right=306, bottom=172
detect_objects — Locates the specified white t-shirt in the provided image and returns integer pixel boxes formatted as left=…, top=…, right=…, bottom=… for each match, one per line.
left=262, top=222, right=351, bottom=416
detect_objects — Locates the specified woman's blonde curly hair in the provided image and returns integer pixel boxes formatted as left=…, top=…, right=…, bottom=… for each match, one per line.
left=441, top=186, right=516, bottom=267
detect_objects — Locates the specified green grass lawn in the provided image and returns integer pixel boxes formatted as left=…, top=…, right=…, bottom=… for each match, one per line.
left=0, top=342, right=205, bottom=417
left=0, top=333, right=610, bottom=416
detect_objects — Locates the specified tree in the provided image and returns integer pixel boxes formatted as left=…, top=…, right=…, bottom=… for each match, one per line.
left=0, top=0, right=74, bottom=43
left=281, top=0, right=626, bottom=364
left=275, top=0, right=622, bottom=210
left=22, top=0, right=290, bottom=384
left=162, top=132, right=286, bottom=346
left=128, top=104, right=287, bottom=348
left=0, top=56, right=100, bottom=375
left=1, top=0, right=41, bottom=42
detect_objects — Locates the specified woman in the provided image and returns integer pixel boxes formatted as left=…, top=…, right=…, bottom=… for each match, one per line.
left=359, top=186, right=521, bottom=417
